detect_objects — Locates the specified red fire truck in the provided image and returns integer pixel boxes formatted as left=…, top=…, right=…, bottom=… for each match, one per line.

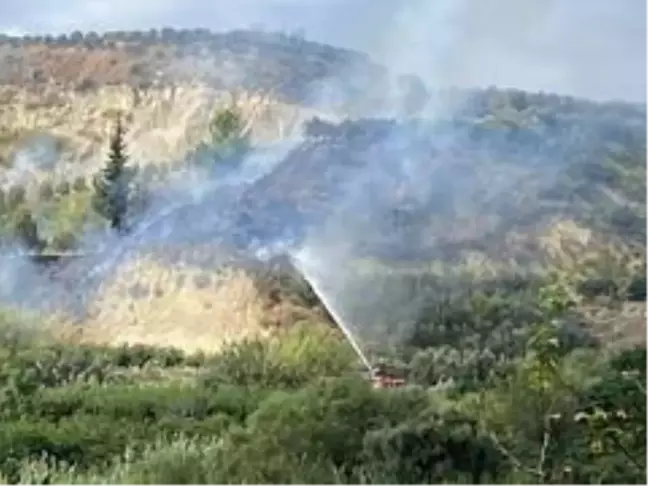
left=370, top=363, right=407, bottom=389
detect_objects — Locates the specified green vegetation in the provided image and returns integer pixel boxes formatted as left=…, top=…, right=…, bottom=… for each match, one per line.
left=0, top=84, right=644, bottom=483
left=188, top=104, right=251, bottom=171
left=0, top=104, right=246, bottom=256
left=208, top=106, right=249, bottom=155
left=91, top=116, right=134, bottom=234
left=12, top=208, right=45, bottom=253
left=0, top=285, right=644, bottom=484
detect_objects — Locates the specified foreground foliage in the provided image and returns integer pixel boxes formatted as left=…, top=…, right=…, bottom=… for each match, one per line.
left=0, top=278, right=644, bottom=485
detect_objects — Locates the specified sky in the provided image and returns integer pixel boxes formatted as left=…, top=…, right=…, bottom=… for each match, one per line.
left=1, top=0, right=646, bottom=102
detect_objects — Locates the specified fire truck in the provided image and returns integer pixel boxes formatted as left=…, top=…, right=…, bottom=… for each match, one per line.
left=370, top=362, right=407, bottom=389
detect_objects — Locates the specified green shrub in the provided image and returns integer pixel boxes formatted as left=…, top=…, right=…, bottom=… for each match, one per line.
left=0, top=382, right=261, bottom=481
left=11, top=208, right=45, bottom=252
left=358, top=410, right=502, bottom=484
left=0, top=415, right=151, bottom=480
left=14, top=436, right=228, bottom=484
left=0, top=308, right=44, bottom=349
left=200, top=323, right=357, bottom=389
left=30, top=381, right=262, bottom=424
left=0, top=342, right=202, bottom=414
left=86, top=436, right=225, bottom=484
left=107, top=343, right=186, bottom=369
left=208, top=106, right=247, bottom=152
left=207, top=376, right=433, bottom=483
left=0, top=345, right=118, bottom=416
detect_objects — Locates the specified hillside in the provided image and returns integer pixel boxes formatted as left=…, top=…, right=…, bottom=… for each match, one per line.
left=0, top=27, right=644, bottom=350
left=0, top=28, right=424, bottom=188
left=0, top=29, right=399, bottom=108
left=0, top=28, right=645, bottom=484
left=234, top=99, right=646, bottom=249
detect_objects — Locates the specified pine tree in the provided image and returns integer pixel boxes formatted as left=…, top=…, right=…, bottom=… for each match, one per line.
left=92, top=115, right=133, bottom=233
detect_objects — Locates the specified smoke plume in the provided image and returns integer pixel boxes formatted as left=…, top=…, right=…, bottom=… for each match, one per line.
left=0, top=0, right=644, bottom=359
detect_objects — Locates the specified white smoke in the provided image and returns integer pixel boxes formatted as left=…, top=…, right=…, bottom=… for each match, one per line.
left=0, top=0, right=643, bottom=357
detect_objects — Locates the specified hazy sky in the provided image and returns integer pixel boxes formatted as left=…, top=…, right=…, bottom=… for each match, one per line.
left=1, top=0, right=645, bottom=102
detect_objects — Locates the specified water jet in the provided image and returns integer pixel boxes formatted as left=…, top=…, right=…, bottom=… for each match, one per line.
left=289, top=250, right=374, bottom=373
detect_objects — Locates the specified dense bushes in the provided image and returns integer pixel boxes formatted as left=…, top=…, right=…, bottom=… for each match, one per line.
left=0, top=284, right=645, bottom=484
left=200, top=323, right=357, bottom=389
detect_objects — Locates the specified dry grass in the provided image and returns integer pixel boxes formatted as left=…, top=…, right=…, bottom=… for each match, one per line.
left=0, top=73, right=642, bottom=353
left=0, top=82, right=324, bottom=191
left=524, top=219, right=646, bottom=346
left=6, top=216, right=643, bottom=354
left=0, top=79, right=332, bottom=354
left=55, top=257, right=270, bottom=354
left=3, top=208, right=636, bottom=355
left=49, top=251, right=328, bottom=354
left=580, top=302, right=646, bottom=349
left=0, top=44, right=141, bottom=86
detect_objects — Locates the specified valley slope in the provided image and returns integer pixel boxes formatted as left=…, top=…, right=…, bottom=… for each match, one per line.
left=0, top=28, right=644, bottom=351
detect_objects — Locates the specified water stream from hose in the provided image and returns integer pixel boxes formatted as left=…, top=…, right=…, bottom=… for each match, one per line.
left=289, top=250, right=373, bottom=372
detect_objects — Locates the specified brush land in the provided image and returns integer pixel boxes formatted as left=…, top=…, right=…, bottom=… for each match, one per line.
left=0, top=29, right=645, bottom=484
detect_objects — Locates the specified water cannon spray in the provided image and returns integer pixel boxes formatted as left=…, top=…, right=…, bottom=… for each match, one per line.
left=286, top=253, right=407, bottom=389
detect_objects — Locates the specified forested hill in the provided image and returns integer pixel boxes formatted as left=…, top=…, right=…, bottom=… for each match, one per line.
left=0, top=28, right=404, bottom=108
